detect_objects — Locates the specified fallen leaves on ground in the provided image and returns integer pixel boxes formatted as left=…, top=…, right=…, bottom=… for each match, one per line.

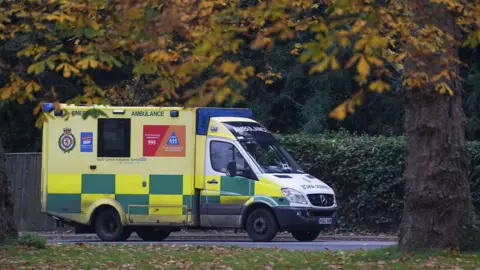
left=0, top=244, right=479, bottom=269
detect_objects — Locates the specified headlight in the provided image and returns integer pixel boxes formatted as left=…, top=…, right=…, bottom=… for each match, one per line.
left=281, top=188, right=308, bottom=204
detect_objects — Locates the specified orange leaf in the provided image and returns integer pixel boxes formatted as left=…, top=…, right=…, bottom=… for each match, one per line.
left=0, top=87, right=12, bottom=100
left=394, top=52, right=407, bottom=63
left=346, top=54, right=360, bottom=68
left=431, top=69, right=450, bottom=82
left=329, top=102, right=348, bottom=120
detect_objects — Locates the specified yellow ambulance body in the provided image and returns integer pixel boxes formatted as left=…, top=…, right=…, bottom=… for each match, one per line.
left=41, top=103, right=338, bottom=242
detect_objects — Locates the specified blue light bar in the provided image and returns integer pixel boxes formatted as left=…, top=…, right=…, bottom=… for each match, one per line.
left=196, top=108, right=253, bottom=135
left=41, top=103, right=54, bottom=112
left=170, top=110, right=179, bottom=117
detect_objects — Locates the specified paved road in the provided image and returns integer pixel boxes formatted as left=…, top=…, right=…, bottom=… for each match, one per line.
left=48, top=239, right=397, bottom=251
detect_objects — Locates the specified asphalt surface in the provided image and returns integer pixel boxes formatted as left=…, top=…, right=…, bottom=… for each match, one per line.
left=48, top=239, right=397, bottom=251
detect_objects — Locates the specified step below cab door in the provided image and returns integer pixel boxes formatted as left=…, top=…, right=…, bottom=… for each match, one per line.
left=202, top=137, right=259, bottom=228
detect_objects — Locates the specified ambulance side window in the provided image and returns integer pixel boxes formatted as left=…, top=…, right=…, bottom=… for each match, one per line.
left=210, top=141, right=249, bottom=176
left=97, top=118, right=131, bottom=157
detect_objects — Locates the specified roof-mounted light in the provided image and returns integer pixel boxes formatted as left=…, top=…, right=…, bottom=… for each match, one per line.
left=170, top=110, right=179, bottom=117
left=41, top=103, right=54, bottom=112
left=112, top=109, right=125, bottom=115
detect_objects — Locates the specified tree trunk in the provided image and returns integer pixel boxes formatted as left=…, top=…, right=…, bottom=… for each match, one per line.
left=398, top=2, right=478, bottom=250
left=0, top=137, right=17, bottom=243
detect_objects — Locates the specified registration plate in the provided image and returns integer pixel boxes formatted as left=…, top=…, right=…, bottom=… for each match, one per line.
left=318, top=218, right=332, bottom=224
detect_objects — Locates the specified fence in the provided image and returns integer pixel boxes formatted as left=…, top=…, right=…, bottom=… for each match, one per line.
left=6, top=152, right=60, bottom=232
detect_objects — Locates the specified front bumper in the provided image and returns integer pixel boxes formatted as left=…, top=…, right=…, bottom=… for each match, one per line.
left=273, top=206, right=338, bottom=231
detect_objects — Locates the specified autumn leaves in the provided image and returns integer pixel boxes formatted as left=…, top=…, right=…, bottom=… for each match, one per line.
left=0, top=0, right=477, bottom=122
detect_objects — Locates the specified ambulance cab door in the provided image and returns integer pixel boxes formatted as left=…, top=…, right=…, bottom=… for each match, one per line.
left=203, top=137, right=258, bottom=228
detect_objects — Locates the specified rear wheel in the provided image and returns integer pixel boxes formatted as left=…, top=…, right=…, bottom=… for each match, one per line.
left=291, top=230, right=321, bottom=242
left=245, top=208, right=278, bottom=242
left=94, top=208, right=131, bottom=241
left=136, top=228, right=171, bottom=241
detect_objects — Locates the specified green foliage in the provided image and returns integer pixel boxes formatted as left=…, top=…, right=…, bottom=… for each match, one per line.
left=277, top=131, right=480, bottom=233
left=16, top=233, right=47, bottom=249
left=1, top=233, right=47, bottom=249
left=0, top=102, right=42, bottom=152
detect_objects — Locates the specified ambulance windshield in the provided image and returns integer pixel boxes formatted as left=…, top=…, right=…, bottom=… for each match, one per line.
left=223, top=121, right=304, bottom=174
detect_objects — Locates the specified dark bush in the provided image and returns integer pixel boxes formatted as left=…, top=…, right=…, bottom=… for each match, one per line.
left=276, top=131, right=480, bottom=233
left=17, top=233, right=47, bottom=249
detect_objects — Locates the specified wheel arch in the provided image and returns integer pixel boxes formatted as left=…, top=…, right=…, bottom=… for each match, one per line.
left=86, top=199, right=127, bottom=226
left=241, top=202, right=280, bottom=229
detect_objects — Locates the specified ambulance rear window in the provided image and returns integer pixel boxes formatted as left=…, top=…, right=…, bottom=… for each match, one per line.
left=97, top=118, right=131, bottom=157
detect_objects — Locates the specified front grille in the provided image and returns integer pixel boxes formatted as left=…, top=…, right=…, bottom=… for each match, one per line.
left=307, top=194, right=335, bottom=207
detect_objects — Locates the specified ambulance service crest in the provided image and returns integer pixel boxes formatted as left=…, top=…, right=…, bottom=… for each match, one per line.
left=58, top=128, right=76, bottom=153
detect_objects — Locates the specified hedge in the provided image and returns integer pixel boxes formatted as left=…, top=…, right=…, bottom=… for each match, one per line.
left=276, top=131, right=480, bottom=233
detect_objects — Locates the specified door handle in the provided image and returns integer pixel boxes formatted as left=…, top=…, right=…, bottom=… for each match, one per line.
left=207, top=179, right=218, bottom=184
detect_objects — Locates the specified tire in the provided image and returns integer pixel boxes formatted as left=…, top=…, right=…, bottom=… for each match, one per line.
left=291, top=230, right=321, bottom=242
left=245, top=208, right=278, bottom=242
left=136, top=228, right=171, bottom=241
left=94, top=208, right=132, bottom=241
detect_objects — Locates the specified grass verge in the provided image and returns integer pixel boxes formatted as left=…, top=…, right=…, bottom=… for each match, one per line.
left=0, top=243, right=479, bottom=269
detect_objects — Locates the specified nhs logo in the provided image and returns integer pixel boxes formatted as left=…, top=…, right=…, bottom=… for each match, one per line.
left=80, top=132, right=93, bottom=153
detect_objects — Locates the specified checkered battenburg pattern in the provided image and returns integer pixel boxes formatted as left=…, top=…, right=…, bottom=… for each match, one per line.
left=47, top=174, right=288, bottom=217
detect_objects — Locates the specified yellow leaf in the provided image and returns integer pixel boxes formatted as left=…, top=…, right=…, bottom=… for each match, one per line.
left=55, top=63, right=65, bottom=72
left=330, top=56, right=340, bottom=70
left=219, top=61, right=239, bottom=74
left=27, top=65, right=36, bottom=74
left=215, top=87, right=232, bottom=103
left=329, top=90, right=365, bottom=120
left=57, top=63, right=79, bottom=78
left=251, top=36, right=274, bottom=51
left=76, top=59, right=90, bottom=70
left=309, top=58, right=330, bottom=74
left=368, top=80, right=391, bottom=93
left=339, top=37, right=349, bottom=48
left=366, top=56, right=383, bottom=67
left=435, top=82, right=454, bottom=96
left=25, top=81, right=41, bottom=93
left=295, top=43, right=303, bottom=49
left=64, top=66, right=71, bottom=78
left=45, top=14, right=59, bottom=21
left=89, top=59, right=99, bottom=68
left=357, top=56, right=370, bottom=77
left=370, top=36, right=388, bottom=48
left=329, top=102, right=347, bottom=120
left=88, top=20, right=100, bottom=31
left=354, top=38, right=366, bottom=51
left=265, top=79, right=274, bottom=84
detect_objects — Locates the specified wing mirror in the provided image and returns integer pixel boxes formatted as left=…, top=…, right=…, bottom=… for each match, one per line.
left=226, top=161, right=237, bottom=177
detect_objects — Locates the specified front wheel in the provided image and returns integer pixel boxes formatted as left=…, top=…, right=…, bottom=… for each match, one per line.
left=136, top=228, right=171, bottom=241
left=245, top=208, right=278, bottom=242
left=291, top=230, right=321, bottom=242
left=95, top=208, right=132, bottom=241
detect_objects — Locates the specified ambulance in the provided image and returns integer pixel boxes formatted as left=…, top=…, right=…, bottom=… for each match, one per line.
left=40, top=103, right=338, bottom=242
